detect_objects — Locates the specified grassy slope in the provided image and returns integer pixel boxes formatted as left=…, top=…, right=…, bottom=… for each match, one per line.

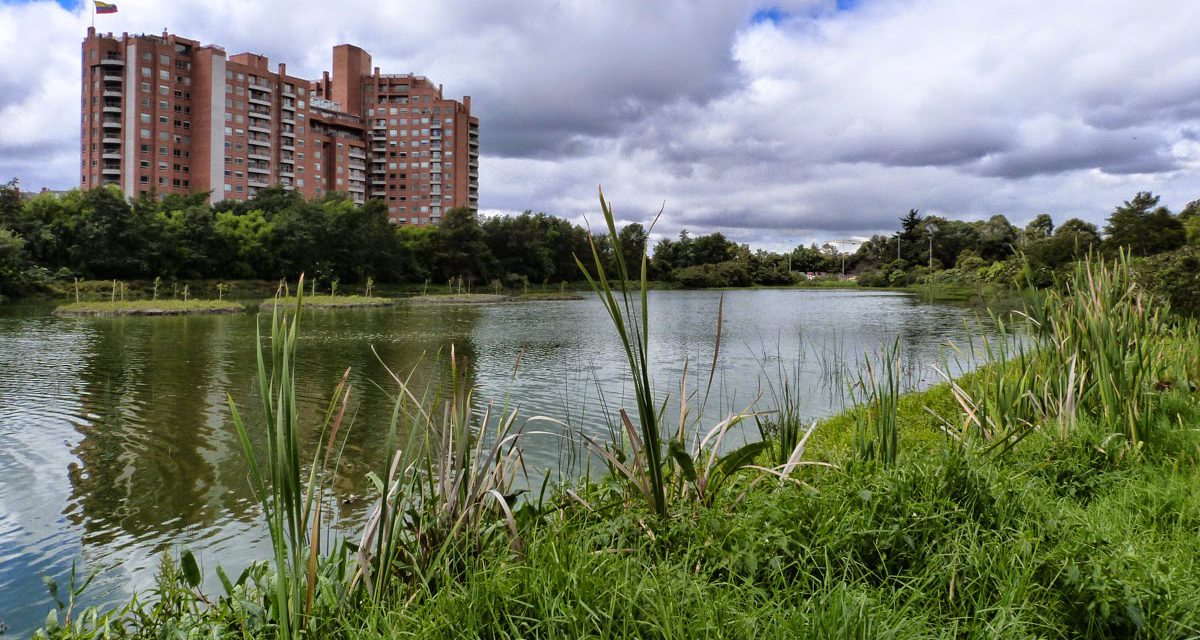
left=337, top=395, right=1200, bottom=640
left=53, top=299, right=243, bottom=315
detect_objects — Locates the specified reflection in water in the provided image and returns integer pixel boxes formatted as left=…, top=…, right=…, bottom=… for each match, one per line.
left=0, top=290, right=1002, bottom=635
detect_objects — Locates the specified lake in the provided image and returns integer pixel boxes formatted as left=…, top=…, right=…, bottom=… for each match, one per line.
left=0, top=289, right=999, bottom=634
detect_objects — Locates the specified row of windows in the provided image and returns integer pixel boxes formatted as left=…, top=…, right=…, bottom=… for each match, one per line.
left=366, top=106, right=453, bottom=117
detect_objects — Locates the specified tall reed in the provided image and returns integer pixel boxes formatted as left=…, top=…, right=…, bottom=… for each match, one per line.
left=1024, top=250, right=1174, bottom=445
left=354, top=346, right=526, bottom=601
left=575, top=188, right=668, bottom=515
left=852, top=339, right=901, bottom=465
left=227, top=276, right=351, bottom=639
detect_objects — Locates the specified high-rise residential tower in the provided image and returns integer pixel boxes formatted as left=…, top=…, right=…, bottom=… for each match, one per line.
left=81, top=28, right=479, bottom=224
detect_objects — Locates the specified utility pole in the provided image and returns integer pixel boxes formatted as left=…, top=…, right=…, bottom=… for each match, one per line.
left=829, top=239, right=856, bottom=276
left=926, top=223, right=938, bottom=274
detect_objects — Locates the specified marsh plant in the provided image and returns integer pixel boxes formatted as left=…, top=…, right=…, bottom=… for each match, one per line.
left=354, top=346, right=527, bottom=601
left=851, top=339, right=902, bottom=466
left=226, top=276, right=356, bottom=639
left=933, top=251, right=1199, bottom=455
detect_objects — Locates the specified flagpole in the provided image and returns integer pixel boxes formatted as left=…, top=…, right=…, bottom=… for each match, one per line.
left=91, top=2, right=95, bottom=29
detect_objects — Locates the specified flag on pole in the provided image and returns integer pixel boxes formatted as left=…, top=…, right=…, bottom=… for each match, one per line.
left=95, top=1, right=118, bottom=14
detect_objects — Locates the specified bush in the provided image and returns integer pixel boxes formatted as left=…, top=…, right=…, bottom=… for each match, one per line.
left=1137, top=246, right=1200, bottom=315
left=672, top=260, right=753, bottom=288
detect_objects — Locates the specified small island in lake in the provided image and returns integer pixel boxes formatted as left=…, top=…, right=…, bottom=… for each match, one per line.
left=53, top=299, right=244, bottom=316
left=260, top=295, right=396, bottom=309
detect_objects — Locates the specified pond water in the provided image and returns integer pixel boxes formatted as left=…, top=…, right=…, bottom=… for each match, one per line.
left=0, top=289, right=1000, bottom=633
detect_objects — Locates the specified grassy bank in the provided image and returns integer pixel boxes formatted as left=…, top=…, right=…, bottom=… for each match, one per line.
left=33, top=239, right=1200, bottom=638
left=52, top=299, right=244, bottom=316
left=261, top=294, right=395, bottom=309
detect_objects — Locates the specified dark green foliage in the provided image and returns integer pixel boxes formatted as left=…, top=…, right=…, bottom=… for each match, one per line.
left=1103, top=192, right=1185, bottom=257
left=1137, top=245, right=1200, bottom=315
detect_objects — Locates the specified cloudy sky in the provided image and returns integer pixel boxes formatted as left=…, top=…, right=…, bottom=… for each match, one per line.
left=1, top=0, right=1199, bottom=248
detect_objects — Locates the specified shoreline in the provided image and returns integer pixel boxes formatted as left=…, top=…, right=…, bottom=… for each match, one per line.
left=52, top=300, right=244, bottom=316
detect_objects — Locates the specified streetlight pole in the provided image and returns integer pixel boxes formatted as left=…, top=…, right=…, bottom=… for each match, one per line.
left=926, top=220, right=936, bottom=276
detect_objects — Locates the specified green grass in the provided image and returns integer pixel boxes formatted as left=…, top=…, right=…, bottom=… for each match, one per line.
left=405, top=293, right=509, bottom=304
left=52, top=299, right=244, bottom=316
left=263, top=294, right=394, bottom=308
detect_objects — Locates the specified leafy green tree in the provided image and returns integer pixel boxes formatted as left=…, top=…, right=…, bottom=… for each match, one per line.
left=974, top=214, right=1019, bottom=262
left=0, top=226, right=29, bottom=294
left=616, top=222, right=648, bottom=273
left=159, top=204, right=220, bottom=278
left=431, top=207, right=495, bottom=283
left=897, top=208, right=923, bottom=262
left=1103, top=191, right=1185, bottom=256
left=1023, top=213, right=1054, bottom=244
left=395, top=224, right=437, bottom=282
left=214, top=209, right=274, bottom=278
left=71, top=186, right=160, bottom=278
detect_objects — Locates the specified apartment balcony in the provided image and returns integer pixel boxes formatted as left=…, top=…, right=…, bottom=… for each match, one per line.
left=248, top=110, right=271, bottom=121
left=247, top=165, right=269, bottom=174
left=247, top=137, right=270, bottom=148
left=347, top=185, right=365, bottom=193
left=101, top=166, right=121, bottom=176
left=102, top=151, right=121, bottom=160
left=371, top=133, right=386, bottom=141
left=247, top=125, right=271, bottom=135
left=371, top=189, right=386, bottom=197
left=103, top=89, right=122, bottom=98
left=348, top=149, right=367, bottom=159
left=247, top=151, right=270, bottom=161
left=280, top=143, right=295, bottom=151
left=370, top=167, right=385, bottom=174
left=102, top=104, right=121, bottom=114
left=102, top=135, right=121, bottom=144
left=248, top=96, right=271, bottom=107
left=280, top=115, right=294, bottom=125
left=279, top=168, right=294, bottom=177
left=99, top=57, right=124, bottom=67
left=430, top=176, right=441, bottom=184
left=281, top=87, right=295, bottom=97
left=469, top=169, right=478, bottom=178
left=103, top=74, right=122, bottom=83
left=248, top=178, right=269, bottom=188
left=249, top=82, right=272, bottom=92
left=102, top=119, right=121, bottom=129
left=348, top=163, right=367, bottom=172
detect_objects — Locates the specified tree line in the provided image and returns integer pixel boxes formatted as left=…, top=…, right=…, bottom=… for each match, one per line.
left=2, top=181, right=1198, bottom=307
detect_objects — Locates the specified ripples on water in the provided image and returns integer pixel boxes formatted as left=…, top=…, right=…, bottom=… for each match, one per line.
left=0, top=290, right=1001, bottom=634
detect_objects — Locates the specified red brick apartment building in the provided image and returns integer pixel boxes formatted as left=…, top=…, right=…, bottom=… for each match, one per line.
left=81, top=28, right=479, bottom=224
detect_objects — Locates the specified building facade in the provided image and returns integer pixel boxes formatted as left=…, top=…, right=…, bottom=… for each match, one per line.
left=81, top=28, right=478, bottom=224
